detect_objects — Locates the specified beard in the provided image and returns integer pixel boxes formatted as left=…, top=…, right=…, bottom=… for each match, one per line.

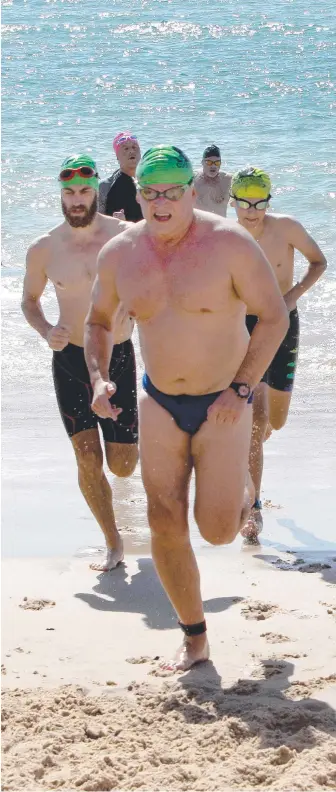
left=61, top=194, right=97, bottom=228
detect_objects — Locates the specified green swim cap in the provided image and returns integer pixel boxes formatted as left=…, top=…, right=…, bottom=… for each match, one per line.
left=136, top=145, right=194, bottom=186
left=231, top=167, right=271, bottom=199
left=59, top=153, right=99, bottom=190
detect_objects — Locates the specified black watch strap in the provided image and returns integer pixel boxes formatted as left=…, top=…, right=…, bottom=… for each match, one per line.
left=229, top=381, right=252, bottom=399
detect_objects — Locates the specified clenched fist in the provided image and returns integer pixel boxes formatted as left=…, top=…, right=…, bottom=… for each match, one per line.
left=47, top=325, right=70, bottom=351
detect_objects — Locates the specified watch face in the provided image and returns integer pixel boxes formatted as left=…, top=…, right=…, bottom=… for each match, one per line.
left=238, top=384, right=250, bottom=398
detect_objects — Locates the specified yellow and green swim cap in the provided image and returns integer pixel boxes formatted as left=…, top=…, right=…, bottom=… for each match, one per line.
left=231, top=167, right=271, bottom=200
left=59, top=154, right=99, bottom=190
left=136, top=145, right=194, bottom=186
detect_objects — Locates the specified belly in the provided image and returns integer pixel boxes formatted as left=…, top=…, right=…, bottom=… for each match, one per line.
left=138, top=310, right=249, bottom=395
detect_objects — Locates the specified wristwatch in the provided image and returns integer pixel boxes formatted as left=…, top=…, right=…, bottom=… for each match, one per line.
left=229, top=382, right=252, bottom=400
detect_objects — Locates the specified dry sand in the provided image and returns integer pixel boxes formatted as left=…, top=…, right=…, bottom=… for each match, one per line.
left=2, top=551, right=336, bottom=791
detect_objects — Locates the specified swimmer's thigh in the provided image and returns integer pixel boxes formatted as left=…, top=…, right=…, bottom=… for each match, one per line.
left=192, top=405, right=252, bottom=544
left=139, top=392, right=192, bottom=533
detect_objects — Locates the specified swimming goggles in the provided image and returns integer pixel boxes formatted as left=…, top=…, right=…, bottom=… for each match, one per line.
left=59, top=166, right=98, bottom=181
left=231, top=195, right=271, bottom=210
left=139, top=180, right=193, bottom=202
left=205, top=159, right=221, bottom=167
left=117, top=135, right=138, bottom=145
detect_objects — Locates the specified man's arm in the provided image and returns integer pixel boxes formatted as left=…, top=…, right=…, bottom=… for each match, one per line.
left=84, top=241, right=122, bottom=419
left=21, top=237, right=51, bottom=338
left=22, top=238, right=70, bottom=351
left=231, top=232, right=289, bottom=389
left=282, top=218, right=327, bottom=310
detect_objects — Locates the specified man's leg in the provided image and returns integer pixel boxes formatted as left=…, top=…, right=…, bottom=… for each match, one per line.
left=267, top=307, right=299, bottom=430
left=105, top=442, right=138, bottom=478
left=139, top=392, right=209, bottom=671
left=71, top=429, right=124, bottom=571
left=192, top=405, right=254, bottom=545
left=268, top=388, right=292, bottom=430
left=241, top=383, right=269, bottom=540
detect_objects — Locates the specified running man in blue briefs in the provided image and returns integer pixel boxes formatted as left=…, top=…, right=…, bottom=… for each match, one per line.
left=84, top=145, right=289, bottom=671
left=230, top=168, right=327, bottom=541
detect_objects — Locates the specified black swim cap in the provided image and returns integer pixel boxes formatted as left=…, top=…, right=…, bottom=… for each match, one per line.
left=203, top=144, right=221, bottom=159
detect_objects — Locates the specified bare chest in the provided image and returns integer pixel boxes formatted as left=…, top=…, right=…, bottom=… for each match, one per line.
left=260, top=232, right=294, bottom=282
left=46, top=241, right=100, bottom=294
left=117, top=248, right=232, bottom=321
left=197, top=178, right=228, bottom=204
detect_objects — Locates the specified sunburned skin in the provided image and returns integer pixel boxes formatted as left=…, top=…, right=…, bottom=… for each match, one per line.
left=85, top=168, right=289, bottom=670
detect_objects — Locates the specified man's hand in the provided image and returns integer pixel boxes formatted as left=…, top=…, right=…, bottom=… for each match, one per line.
left=91, top=379, right=122, bottom=421
left=207, top=388, right=248, bottom=426
left=113, top=210, right=126, bottom=221
left=47, top=325, right=70, bottom=351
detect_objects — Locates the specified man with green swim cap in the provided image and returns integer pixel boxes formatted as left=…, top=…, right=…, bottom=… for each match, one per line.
left=85, top=144, right=289, bottom=671
left=231, top=166, right=327, bottom=542
left=135, top=144, right=194, bottom=186
left=22, top=154, right=139, bottom=572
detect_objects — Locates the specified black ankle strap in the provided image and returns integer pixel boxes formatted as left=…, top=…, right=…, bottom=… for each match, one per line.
left=178, top=620, right=207, bottom=636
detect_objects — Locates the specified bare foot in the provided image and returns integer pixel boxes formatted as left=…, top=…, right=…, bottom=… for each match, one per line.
left=160, top=634, right=210, bottom=673
left=241, top=507, right=263, bottom=543
left=264, top=422, right=273, bottom=441
left=90, top=541, right=124, bottom=572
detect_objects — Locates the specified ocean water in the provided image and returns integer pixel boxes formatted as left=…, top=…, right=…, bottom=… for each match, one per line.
left=2, top=0, right=336, bottom=556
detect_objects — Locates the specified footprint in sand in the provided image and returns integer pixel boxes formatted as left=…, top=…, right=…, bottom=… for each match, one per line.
left=320, top=602, right=336, bottom=617
left=263, top=499, right=282, bottom=510
left=241, top=601, right=279, bottom=621
left=279, top=652, right=307, bottom=659
left=251, top=660, right=287, bottom=679
left=126, top=656, right=160, bottom=665
left=286, top=674, right=336, bottom=700
left=260, top=632, right=292, bottom=643
left=19, top=598, right=55, bottom=611
left=148, top=667, right=175, bottom=678
left=228, top=680, right=260, bottom=695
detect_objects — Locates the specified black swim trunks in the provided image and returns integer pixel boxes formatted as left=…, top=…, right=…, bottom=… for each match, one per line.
left=246, top=308, right=299, bottom=392
left=52, top=340, right=138, bottom=443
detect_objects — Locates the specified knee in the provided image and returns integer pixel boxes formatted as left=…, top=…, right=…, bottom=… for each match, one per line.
left=195, top=508, right=240, bottom=546
left=270, top=414, right=287, bottom=431
left=107, top=446, right=138, bottom=478
left=148, top=495, right=188, bottom=542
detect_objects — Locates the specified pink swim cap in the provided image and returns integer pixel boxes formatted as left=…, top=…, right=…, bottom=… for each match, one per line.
left=113, top=131, right=138, bottom=153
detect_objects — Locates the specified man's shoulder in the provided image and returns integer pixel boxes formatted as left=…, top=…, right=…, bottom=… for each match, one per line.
left=99, top=170, right=121, bottom=189
left=99, top=220, right=146, bottom=258
left=266, top=213, right=301, bottom=236
left=27, top=224, right=63, bottom=257
left=219, top=171, right=232, bottom=184
left=99, top=214, right=132, bottom=237
left=195, top=210, right=246, bottom=237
